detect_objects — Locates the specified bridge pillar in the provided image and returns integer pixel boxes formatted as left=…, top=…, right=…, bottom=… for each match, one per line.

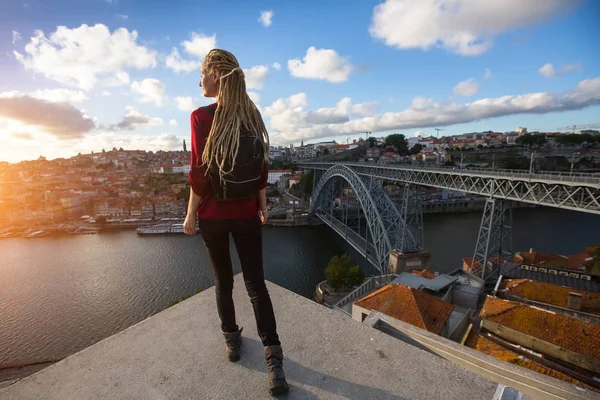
left=470, top=198, right=513, bottom=281
left=387, top=249, right=431, bottom=274
left=399, top=184, right=424, bottom=251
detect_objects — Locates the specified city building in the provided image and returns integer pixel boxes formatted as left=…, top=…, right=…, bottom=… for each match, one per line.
left=277, top=174, right=291, bottom=192
left=268, top=169, right=293, bottom=184
left=495, top=278, right=600, bottom=322
left=466, top=295, right=600, bottom=391
left=352, top=283, right=455, bottom=338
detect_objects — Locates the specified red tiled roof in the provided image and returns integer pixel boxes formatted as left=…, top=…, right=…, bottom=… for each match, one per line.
left=499, top=279, right=600, bottom=315
left=354, top=284, right=454, bottom=335
left=480, top=296, right=600, bottom=359
left=466, top=333, right=598, bottom=392
left=515, top=252, right=568, bottom=269
left=411, top=269, right=436, bottom=280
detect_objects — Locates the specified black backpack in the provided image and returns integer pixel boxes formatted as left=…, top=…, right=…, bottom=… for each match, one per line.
left=202, top=104, right=265, bottom=202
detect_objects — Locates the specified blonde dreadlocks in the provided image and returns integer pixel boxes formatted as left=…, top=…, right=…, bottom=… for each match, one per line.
left=201, top=49, right=269, bottom=175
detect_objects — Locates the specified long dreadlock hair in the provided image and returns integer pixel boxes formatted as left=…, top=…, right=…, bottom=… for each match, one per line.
left=201, top=49, right=269, bottom=175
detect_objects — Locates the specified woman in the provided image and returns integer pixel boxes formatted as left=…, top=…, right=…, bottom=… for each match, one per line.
left=183, top=49, right=289, bottom=396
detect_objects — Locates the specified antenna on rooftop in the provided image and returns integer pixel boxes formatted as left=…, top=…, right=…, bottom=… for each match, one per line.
left=434, top=128, right=443, bottom=138
left=353, top=130, right=372, bottom=139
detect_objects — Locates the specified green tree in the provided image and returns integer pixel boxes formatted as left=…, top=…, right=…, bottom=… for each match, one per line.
left=325, top=254, right=355, bottom=289
left=516, top=133, right=546, bottom=148
left=346, top=265, right=365, bottom=287
left=323, top=148, right=330, bottom=155
left=409, top=143, right=423, bottom=155
left=299, top=170, right=314, bottom=196
left=325, top=256, right=346, bottom=289
left=555, top=134, right=599, bottom=146
left=587, top=245, right=600, bottom=275
left=367, top=137, right=376, bottom=148
left=385, top=134, right=409, bottom=154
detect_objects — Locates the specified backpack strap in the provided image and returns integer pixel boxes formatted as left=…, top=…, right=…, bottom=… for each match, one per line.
left=200, top=103, right=217, bottom=116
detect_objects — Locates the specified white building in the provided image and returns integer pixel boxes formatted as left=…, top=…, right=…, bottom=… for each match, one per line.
left=269, top=146, right=285, bottom=160
left=160, top=164, right=191, bottom=174
left=268, top=170, right=293, bottom=184
left=172, top=164, right=191, bottom=174
left=294, top=145, right=316, bottom=159
left=408, top=136, right=421, bottom=148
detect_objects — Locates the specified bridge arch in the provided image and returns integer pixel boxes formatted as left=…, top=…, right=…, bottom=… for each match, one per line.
left=310, top=165, right=417, bottom=273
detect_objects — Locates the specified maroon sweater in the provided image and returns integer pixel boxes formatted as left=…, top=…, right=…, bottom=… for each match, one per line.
left=188, top=103, right=268, bottom=220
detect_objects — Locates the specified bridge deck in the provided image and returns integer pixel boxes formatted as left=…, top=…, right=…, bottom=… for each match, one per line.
left=301, top=162, right=600, bottom=214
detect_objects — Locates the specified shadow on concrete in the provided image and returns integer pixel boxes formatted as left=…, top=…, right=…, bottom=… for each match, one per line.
left=239, top=338, right=407, bottom=400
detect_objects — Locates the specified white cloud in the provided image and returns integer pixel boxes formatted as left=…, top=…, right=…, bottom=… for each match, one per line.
left=101, top=90, right=111, bottom=96
left=248, top=91, right=261, bottom=104
left=166, top=33, right=216, bottom=73
left=243, top=65, right=269, bottom=90
left=265, top=93, right=378, bottom=134
left=175, top=96, right=196, bottom=112
left=539, top=62, right=584, bottom=78
left=483, top=68, right=492, bottom=80
left=539, top=63, right=557, bottom=78
left=103, top=71, right=130, bottom=87
left=166, top=49, right=202, bottom=73
left=12, top=30, right=21, bottom=45
left=0, top=91, right=95, bottom=139
left=14, top=24, right=157, bottom=90
left=259, top=10, right=274, bottom=27
left=266, top=76, right=600, bottom=144
left=562, top=62, right=583, bottom=73
left=351, top=101, right=379, bottom=117
left=453, top=78, right=479, bottom=97
left=169, top=119, right=178, bottom=127
left=369, top=0, right=577, bottom=56
left=288, top=47, right=352, bottom=83
left=116, top=14, right=128, bottom=20
left=131, top=78, right=166, bottom=106
left=30, top=88, right=89, bottom=103
left=182, top=33, right=216, bottom=58
left=83, top=132, right=183, bottom=154
left=0, top=131, right=186, bottom=163
left=413, top=130, right=423, bottom=137
left=272, top=62, right=281, bottom=70
left=110, top=106, right=163, bottom=130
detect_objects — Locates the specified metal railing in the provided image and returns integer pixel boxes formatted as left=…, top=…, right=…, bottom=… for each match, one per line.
left=302, top=161, right=600, bottom=186
left=333, top=274, right=397, bottom=312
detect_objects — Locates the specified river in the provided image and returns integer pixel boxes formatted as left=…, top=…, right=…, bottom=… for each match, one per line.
left=0, top=207, right=598, bottom=380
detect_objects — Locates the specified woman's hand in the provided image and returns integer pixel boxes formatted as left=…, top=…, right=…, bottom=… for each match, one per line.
left=184, top=213, right=198, bottom=235
left=259, top=209, right=268, bottom=225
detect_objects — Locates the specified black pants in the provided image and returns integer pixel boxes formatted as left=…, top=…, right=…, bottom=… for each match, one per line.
left=198, top=216, right=280, bottom=347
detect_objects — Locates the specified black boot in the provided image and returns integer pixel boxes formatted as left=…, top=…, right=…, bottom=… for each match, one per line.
left=221, top=327, right=243, bottom=362
left=264, top=345, right=289, bottom=396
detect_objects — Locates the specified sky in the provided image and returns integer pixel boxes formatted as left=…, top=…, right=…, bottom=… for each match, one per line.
left=0, top=0, right=599, bottom=163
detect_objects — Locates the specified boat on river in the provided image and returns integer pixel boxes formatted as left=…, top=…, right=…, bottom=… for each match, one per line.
left=137, top=223, right=186, bottom=235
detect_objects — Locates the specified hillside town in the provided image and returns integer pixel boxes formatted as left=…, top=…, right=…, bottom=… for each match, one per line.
left=0, top=128, right=599, bottom=231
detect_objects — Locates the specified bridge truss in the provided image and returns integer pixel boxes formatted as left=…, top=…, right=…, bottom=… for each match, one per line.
left=303, top=162, right=600, bottom=280
left=311, top=165, right=421, bottom=273
left=303, top=163, right=600, bottom=214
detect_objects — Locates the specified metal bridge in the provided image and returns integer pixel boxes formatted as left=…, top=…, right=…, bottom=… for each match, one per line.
left=300, top=161, right=600, bottom=277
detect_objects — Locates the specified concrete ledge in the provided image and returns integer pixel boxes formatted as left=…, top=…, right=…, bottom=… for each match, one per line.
left=363, top=311, right=599, bottom=400
left=1, top=275, right=499, bottom=399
